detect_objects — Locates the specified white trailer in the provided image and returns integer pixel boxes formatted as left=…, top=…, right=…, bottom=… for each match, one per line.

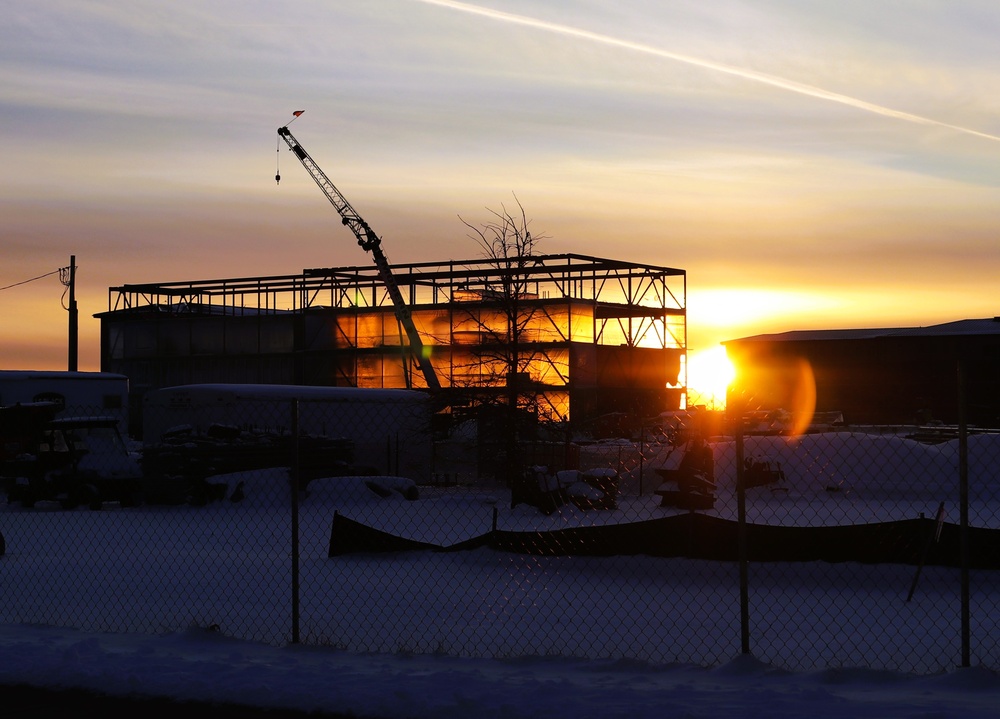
left=142, top=384, right=433, bottom=482
left=0, top=371, right=129, bottom=432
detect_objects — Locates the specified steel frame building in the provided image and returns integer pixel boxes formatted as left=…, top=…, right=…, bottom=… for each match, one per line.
left=99, top=253, right=687, bottom=424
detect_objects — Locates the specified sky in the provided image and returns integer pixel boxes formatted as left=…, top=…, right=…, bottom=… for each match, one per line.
left=3, top=1, right=1000, bottom=384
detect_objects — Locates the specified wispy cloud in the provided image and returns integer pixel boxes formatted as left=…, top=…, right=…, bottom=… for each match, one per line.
left=415, top=0, right=1000, bottom=144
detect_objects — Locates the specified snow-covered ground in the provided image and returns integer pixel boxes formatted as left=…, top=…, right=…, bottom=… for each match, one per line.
left=3, top=622, right=1000, bottom=718
left=3, top=430, right=1000, bottom=716
left=580, top=430, right=1000, bottom=525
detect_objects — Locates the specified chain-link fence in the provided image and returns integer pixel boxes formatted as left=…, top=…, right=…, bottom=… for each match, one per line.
left=1, top=389, right=998, bottom=674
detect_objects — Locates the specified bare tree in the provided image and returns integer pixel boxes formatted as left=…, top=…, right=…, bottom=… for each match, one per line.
left=456, top=195, right=553, bottom=502
left=458, top=194, right=544, bottom=401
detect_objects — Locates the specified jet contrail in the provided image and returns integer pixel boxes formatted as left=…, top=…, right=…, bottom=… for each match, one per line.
left=415, top=0, right=1000, bottom=144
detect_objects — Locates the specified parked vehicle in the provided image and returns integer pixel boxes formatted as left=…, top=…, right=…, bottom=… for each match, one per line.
left=2, top=415, right=143, bottom=509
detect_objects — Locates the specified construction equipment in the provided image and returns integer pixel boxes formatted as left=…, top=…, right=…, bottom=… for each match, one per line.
left=277, top=124, right=440, bottom=390
left=2, top=411, right=143, bottom=509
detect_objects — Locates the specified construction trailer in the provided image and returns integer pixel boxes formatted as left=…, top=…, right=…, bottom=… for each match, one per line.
left=98, top=253, right=687, bottom=431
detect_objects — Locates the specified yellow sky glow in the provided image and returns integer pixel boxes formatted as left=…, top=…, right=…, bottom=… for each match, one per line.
left=2, top=1, right=999, bottom=380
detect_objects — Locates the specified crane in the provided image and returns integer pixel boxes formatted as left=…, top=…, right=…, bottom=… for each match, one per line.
left=277, top=124, right=441, bottom=391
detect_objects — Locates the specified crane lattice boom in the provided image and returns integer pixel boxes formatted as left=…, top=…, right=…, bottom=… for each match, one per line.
left=277, top=125, right=440, bottom=390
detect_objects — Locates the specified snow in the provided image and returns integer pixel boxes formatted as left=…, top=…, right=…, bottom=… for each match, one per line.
left=4, top=430, right=1000, bottom=716
left=3, top=623, right=1000, bottom=718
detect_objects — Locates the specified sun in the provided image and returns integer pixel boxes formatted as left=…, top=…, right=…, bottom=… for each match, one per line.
left=686, top=346, right=735, bottom=410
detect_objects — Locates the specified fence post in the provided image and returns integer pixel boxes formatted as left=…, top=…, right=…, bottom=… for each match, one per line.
left=734, top=408, right=750, bottom=655
left=290, top=398, right=301, bottom=645
left=958, top=358, right=970, bottom=667
left=638, top=422, right=645, bottom=497
left=564, top=421, right=573, bottom=477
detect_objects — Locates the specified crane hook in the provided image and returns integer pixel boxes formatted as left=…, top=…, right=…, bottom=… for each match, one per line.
left=275, top=132, right=282, bottom=185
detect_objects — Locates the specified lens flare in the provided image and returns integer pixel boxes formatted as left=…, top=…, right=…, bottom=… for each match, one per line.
left=727, top=354, right=816, bottom=438
left=787, top=358, right=816, bottom=439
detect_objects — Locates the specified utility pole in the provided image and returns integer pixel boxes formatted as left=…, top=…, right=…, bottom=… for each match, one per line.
left=68, top=255, right=78, bottom=371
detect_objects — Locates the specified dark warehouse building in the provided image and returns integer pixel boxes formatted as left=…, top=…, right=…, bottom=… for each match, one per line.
left=724, top=318, right=1000, bottom=427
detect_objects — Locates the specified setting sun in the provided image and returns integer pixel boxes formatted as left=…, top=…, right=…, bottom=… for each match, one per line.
left=686, top=346, right=735, bottom=410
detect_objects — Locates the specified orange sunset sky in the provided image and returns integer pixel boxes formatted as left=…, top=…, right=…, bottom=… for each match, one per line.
left=3, top=1, right=999, bottom=404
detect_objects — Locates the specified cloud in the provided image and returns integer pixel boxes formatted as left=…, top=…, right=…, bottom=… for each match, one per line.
left=413, top=0, right=1000, bottom=144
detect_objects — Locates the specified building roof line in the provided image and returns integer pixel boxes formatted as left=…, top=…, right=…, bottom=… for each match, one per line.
left=724, top=317, right=1000, bottom=344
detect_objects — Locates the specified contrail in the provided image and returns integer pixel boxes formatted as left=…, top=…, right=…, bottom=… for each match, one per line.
left=415, top=0, right=1000, bottom=144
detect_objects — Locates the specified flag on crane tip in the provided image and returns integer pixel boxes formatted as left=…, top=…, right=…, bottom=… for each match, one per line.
left=292, top=110, right=304, bottom=117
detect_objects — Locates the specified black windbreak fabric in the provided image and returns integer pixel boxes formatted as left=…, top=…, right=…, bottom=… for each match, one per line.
left=328, top=511, right=1000, bottom=568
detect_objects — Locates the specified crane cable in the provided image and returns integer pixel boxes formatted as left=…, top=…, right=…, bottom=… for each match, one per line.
left=275, top=133, right=281, bottom=185
left=275, top=109, right=304, bottom=185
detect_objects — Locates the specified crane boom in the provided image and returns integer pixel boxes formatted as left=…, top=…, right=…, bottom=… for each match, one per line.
left=277, top=125, right=440, bottom=390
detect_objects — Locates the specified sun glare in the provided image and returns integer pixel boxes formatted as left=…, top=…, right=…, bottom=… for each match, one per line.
left=687, top=346, right=735, bottom=410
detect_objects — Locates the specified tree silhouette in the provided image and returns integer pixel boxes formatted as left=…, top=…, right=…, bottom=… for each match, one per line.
left=455, top=195, right=554, bottom=500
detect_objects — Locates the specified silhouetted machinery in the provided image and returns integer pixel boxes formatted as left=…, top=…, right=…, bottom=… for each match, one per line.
left=277, top=122, right=440, bottom=390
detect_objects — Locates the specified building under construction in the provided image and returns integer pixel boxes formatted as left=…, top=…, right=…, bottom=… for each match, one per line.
left=98, top=253, right=687, bottom=428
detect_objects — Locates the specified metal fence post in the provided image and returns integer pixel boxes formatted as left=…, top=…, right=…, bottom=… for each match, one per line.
left=638, top=422, right=645, bottom=497
left=958, top=359, right=970, bottom=667
left=290, top=398, right=301, bottom=645
left=734, top=410, right=750, bottom=655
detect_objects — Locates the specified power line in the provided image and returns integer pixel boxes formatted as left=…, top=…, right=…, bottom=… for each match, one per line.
left=0, top=267, right=67, bottom=292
